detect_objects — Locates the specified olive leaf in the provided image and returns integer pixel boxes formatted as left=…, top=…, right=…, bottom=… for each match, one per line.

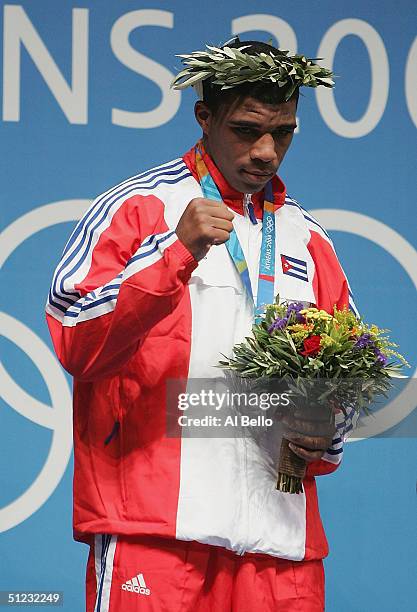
left=171, top=44, right=335, bottom=100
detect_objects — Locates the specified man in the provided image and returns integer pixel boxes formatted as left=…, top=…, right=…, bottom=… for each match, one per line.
left=46, top=39, right=355, bottom=611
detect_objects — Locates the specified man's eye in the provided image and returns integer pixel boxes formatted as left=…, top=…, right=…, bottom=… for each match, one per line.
left=236, top=127, right=256, bottom=135
left=273, top=129, right=294, bottom=138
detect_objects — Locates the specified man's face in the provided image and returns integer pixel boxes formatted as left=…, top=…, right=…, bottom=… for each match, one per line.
left=195, top=95, right=297, bottom=194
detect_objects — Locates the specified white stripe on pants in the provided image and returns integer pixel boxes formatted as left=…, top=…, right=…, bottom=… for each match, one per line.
left=94, top=534, right=117, bottom=612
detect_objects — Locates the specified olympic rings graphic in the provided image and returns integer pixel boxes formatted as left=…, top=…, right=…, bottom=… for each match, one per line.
left=311, top=208, right=417, bottom=441
left=0, top=200, right=90, bottom=532
left=0, top=202, right=415, bottom=531
left=265, top=216, right=275, bottom=232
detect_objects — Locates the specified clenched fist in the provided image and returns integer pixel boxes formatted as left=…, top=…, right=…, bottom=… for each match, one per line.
left=176, top=198, right=235, bottom=261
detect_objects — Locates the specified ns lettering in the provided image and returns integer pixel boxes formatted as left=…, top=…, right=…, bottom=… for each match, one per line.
left=2, top=6, right=416, bottom=134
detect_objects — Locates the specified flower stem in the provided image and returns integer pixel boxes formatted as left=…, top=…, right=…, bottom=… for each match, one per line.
left=276, top=437, right=306, bottom=493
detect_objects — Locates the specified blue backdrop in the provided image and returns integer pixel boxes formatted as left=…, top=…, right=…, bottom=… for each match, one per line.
left=1, top=1, right=416, bottom=610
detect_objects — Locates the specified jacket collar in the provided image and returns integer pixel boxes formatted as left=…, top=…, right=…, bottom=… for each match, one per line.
left=183, top=143, right=286, bottom=219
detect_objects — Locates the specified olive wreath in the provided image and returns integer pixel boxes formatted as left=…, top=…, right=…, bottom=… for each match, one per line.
left=171, top=44, right=334, bottom=101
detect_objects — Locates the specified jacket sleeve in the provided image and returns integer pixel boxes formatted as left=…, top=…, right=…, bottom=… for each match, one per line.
left=306, top=406, right=359, bottom=477
left=305, top=222, right=359, bottom=477
left=45, top=191, right=197, bottom=381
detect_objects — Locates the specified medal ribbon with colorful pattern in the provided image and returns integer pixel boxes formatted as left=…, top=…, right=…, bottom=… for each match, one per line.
left=194, top=143, right=276, bottom=316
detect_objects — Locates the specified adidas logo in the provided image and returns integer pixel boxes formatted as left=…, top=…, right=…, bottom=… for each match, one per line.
left=121, top=573, right=151, bottom=596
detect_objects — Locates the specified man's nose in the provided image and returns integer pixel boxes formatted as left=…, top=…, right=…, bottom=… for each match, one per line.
left=250, top=133, right=277, bottom=163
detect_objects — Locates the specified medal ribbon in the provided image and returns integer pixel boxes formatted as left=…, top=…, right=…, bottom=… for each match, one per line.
left=194, top=143, right=276, bottom=315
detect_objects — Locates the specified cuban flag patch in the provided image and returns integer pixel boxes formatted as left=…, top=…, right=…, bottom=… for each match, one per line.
left=280, top=254, right=308, bottom=282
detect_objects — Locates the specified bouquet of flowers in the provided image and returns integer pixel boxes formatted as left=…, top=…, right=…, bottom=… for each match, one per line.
left=220, top=299, right=408, bottom=493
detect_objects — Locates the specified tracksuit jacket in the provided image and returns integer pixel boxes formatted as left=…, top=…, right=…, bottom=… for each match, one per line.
left=46, top=144, right=355, bottom=562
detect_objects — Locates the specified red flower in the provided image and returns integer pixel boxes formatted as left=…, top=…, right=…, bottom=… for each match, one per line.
left=300, top=335, right=321, bottom=356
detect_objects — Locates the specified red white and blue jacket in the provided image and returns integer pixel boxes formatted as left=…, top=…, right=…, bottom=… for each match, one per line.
left=46, top=145, right=356, bottom=561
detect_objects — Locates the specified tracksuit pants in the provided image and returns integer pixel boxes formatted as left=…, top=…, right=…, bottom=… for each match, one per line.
left=86, top=534, right=325, bottom=611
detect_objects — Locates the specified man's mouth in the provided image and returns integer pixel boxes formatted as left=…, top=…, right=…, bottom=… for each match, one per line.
left=241, top=169, right=274, bottom=180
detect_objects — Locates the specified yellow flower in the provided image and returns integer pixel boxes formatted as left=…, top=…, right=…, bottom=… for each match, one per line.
left=300, top=307, right=318, bottom=315
left=320, top=333, right=337, bottom=348
left=288, top=323, right=312, bottom=333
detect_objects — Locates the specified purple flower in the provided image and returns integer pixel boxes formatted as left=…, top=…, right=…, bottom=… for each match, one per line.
left=268, top=317, right=288, bottom=333
left=354, top=333, right=373, bottom=350
left=374, top=348, right=388, bottom=367
left=353, top=333, right=388, bottom=366
left=286, top=302, right=305, bottom=323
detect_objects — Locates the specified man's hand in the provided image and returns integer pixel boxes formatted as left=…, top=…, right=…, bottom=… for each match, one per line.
left=282, top=413, right=336, bottom=463
left=176, top=198, right=235, bottom=261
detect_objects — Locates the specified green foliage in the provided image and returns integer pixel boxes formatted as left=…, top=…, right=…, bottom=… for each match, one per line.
left=219, top=300, right=409, bottom=413
left=171, top=45, right=334, bottom=100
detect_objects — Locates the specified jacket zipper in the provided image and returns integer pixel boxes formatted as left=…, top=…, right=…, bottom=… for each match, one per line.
left=243, top=193, right=250, bottom=218
left=239, top=433, right=250, bottom=556
left=243, top=193, right=258, bottom=225
left=236, top=194, right=256, bottom=556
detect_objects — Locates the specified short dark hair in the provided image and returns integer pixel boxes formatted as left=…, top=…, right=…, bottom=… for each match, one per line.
left=202, top=40, right=300, bottom=113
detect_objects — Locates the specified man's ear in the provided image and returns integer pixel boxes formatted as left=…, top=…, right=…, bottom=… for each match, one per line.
left=194, top=101, right=212, bottom=136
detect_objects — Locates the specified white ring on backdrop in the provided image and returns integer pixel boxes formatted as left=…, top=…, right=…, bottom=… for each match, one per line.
left=311, top=209, right=417, bottom=441
left=0, top=313, right=73, bottom=532
left=0, top=201, right=416, bottom=530
left=0, top=200, right=90, bottom=267
left=405, top=35, right=417, bottom=128
left=0, top=200, right=90, bottom=532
